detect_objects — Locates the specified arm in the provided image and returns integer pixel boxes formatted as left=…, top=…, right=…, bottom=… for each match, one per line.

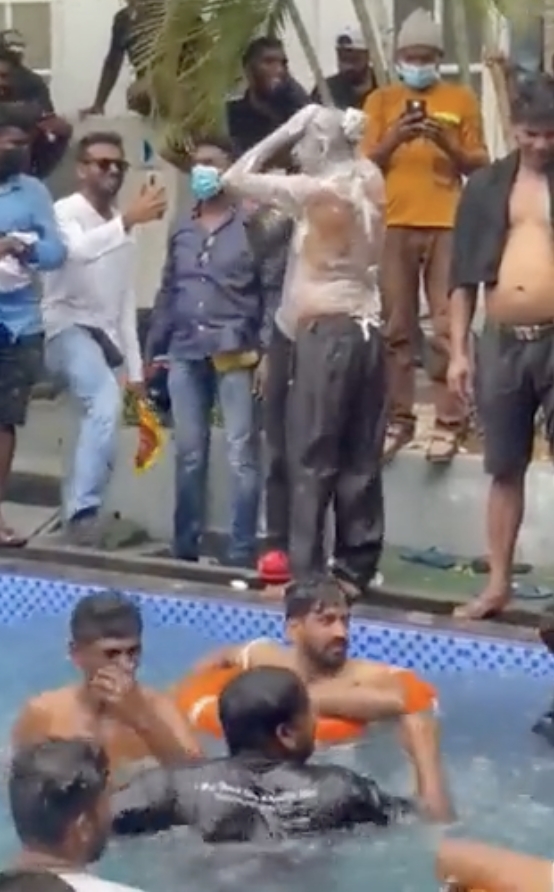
left=436, top=839, right=553, bottom=892
left=447, top=89, right=489, bottom=176
left=120, top=287, right=143, bottom=384
left=359, top=89, right=392, bottom=169
left=128, top=691, right=203, bottom=762
left=221, top=105, right=322, bottom=212
left=309, top=677, right=407, bottom=721
left=89, top=14, right=127, bottom=112
left=55, top=203, right=130, bottom=264
left=342, top=769, right=415, bottom=826
left=144, top=232, right=176, bottom=364
left=398, top=710, right=454, bottom=822
left=27, top=181, right=66, bottom=270
left=111, top=766, right=182, bottom=835
left=448, top=174, right=483, bottom=353
left=250, top=216, right=291, bottom=350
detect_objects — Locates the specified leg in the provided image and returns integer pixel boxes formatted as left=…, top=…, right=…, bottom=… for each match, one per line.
left=422, top=229, right=466, bottom=462
left=217, top=367, right=260, bottom=566
left=334, top=327, right=387, bottom=592
left=45, top=327, right=121, bottom=535
left=379, top=227, right=423, bottom=460
left=454, top=330, right=536, bottom=619
left=0, top=334, right=43, bottom=544
left=168, top=357, right=214, bottom=560
left=264, top=323, right=293, bottom=553
left=287, top=319, right=354, bottom=579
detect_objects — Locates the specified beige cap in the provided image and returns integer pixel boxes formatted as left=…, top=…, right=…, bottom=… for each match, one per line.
left=397, top=8, right=443, bottom=52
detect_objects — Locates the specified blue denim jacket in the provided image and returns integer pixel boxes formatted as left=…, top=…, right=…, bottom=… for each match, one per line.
left=145, top=206, right=288, bottom=362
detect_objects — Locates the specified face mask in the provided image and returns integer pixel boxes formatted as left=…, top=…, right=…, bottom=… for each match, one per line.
left=396, top=62, right=439, bottom=91
left=0, top=146, right=27, bottom=180
left=190, top=163, right=222, bottom=202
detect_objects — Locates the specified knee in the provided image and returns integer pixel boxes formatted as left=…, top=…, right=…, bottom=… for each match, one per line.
left=227, top=429, right=258, bottom=472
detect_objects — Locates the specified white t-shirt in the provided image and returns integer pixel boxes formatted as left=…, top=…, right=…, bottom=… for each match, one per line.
left=59, top=871, right=144, bottom=892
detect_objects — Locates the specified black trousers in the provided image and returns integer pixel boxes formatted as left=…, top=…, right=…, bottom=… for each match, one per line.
left=264, top=323, right=293, bottom=552
left=287, top=316, right=386, bottom=589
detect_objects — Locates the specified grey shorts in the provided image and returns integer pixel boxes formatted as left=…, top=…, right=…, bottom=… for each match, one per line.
left=477, top=323, right=554, bottom=478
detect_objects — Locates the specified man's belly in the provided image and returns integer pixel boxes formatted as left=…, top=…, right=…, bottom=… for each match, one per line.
left=487, top=223, right=554, bottom=325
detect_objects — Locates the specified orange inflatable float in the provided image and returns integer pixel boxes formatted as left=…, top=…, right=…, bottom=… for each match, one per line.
left=172, top=663, right=437, bottom=745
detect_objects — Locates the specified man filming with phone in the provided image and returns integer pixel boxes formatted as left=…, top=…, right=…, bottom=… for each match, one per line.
left=361, top=8, right=488, bottom=465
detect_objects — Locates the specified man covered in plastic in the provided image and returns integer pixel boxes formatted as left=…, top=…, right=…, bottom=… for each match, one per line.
left=222, top=104, right=386, bottom=597
left=112, top=666, right=414, bottom=841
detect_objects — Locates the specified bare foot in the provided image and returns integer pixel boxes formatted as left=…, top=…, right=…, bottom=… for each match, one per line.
left=453, top=589, right=510, bottom=620
left=0, top=524, right=27, bottom=547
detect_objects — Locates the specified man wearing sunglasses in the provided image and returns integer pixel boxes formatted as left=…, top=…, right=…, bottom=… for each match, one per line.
left=41, top=131, right=166, bottom=548
left=11, top=590, right=202, bottom=772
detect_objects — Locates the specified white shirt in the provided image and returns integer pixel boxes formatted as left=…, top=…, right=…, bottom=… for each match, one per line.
left=59, top=872, right=144, bottom=892
left=42, top=193, right=142, bottom=382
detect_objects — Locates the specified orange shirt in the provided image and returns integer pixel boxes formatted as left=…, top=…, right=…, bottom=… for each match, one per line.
left=361, top=80, right=488, bottom=229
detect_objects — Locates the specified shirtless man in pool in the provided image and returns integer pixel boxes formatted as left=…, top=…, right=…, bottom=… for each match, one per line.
left=12, top=590, right=202, bottom=773
left=193, top=576, right=453, bottom=821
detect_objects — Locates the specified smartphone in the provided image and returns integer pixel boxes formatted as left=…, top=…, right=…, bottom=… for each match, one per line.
left=406, top=99, right=426, bottom=115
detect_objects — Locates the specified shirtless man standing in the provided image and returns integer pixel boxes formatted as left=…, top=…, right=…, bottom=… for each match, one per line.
left=448, top=74, right=554, bottom=620
left=222, top=104, right=386, bottom=596
left=194, top=575, right=453, bottom=821
left=12, top=590, right=201, bottom=772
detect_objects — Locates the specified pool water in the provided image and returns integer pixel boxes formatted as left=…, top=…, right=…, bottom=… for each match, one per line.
left=2, top=614, right=554, bottom=892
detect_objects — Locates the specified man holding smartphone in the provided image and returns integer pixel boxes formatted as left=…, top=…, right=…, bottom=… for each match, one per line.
left=361, top=7, right=488, bottom=464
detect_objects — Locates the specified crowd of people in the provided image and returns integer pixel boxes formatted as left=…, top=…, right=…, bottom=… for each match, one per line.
left=0, top=3, right=552, bottom=624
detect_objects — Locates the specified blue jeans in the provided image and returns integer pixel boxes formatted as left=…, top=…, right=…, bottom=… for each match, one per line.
left=168, top=356, right=260, bottom=563
left=45, top=326, right=121, bottom=522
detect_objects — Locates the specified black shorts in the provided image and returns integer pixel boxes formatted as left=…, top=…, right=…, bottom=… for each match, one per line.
left=478, top=324, right=554, bottom=477
left=0, top=333, right=43, bottom=428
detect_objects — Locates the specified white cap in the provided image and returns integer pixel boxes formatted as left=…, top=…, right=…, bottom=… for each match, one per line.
left=335, top=26, right=367, bottom=52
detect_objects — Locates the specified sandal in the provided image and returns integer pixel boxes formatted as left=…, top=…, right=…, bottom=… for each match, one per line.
left=426, top=428, right=460, bottom=464
left=383, top=424, right=413, bottom=464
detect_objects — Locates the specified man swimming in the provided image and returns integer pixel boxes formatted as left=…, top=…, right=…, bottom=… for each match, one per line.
left=12, top=590, right=202, bottom=771
left=192, top=576, right=453, bottom=820
left=112, top=666, right=414, bottom=841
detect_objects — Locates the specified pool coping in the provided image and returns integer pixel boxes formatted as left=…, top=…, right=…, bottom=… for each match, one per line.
left=0, top=551, right=542, bottom=649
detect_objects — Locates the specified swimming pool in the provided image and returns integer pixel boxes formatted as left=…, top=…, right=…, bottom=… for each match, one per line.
left=1, top=571, right=554, bottom=892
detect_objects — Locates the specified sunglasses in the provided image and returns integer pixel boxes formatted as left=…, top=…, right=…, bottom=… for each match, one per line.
left=86, top=158, right=129, bottom=173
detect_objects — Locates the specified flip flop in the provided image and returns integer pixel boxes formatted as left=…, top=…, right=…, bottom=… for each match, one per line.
left=511, top=582, right=554, bottom=601
left=399, top=546, right=457, bottom=570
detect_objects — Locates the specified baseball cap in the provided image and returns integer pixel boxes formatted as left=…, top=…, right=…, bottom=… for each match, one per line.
left=335, top=26, right=367, bottom=52
left=1, top=29, right=25, bottom=54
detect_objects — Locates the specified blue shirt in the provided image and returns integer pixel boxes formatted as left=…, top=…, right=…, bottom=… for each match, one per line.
left=146, top=206, right=288, bottom=362
left=0, top=174, right=67, bottom=339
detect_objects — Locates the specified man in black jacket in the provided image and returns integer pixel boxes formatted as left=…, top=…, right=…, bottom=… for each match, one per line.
left=112, top=666, right=414, bottom=842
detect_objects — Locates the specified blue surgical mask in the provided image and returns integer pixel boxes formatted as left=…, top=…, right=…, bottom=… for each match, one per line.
left=190, top=164, right=222, bottom=201
left=396, top=62, right=439, bottom=91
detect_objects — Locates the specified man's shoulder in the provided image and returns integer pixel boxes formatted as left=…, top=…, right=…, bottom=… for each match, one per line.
left=18, top=174, right=51, bottom=197
left=464, top=154, right=515, bottom=192
left=54, top=192, right=88, bottom=213
left=24, top=685, right=76, bottom=712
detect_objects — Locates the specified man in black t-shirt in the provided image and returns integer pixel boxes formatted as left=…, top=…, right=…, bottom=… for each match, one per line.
left=226, top=36, right=308, bottom=157
left=0, top=30, right=53, bottom=113
left=311, top=26, right=376, bottom=109
left=80, top=0, right=144, bottom=117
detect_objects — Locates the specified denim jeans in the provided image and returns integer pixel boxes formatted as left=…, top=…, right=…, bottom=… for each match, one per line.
left=168, top=356, right=260, bottom=564
left=45, top=326, right=122, bottom=522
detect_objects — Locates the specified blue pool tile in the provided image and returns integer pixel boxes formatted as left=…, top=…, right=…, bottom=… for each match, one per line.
left=0, top=572, right=552, bottom=679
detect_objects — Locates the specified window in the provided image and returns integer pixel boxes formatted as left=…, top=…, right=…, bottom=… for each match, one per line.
left=0, top=0, right=51, bottom=77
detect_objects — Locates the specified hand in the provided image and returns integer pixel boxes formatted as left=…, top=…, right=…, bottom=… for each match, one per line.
left=421, top=119, right=452, bottom=152
left=447, top=351, right=472, bottom=402
left=89, top=666, right=144, bottom=724
left=144, top=358, right=168, bottom=381
left=126, top=380, right=146, bottom=400
left=252, top=354, right=268, bottom=399
left=286, top=103, right=320, bottom=141
left=79, top=104, right=104, bottom=120
left=123, top=184, right=167, bottom=229
left=386, top=111, right=426, bottom=148
left=0, top=236, right=29, bottom=259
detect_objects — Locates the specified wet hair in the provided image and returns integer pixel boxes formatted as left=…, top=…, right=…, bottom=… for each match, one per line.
left=511, top=73, right=554, bottom=126
left=242, top=36, right=283, bottom=69
left=70, top=590, right=143, bottom=645
left=218, top=666, right=309, bottom=755
left=76, top=131, right=124, bottom=162
left=193, top=132, right=235, bottom=159
left=284, top=575, right=349, bottom=620
left=0, top=874, right=74, bottom=892
left=9, top=738, right=109, bottom=848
